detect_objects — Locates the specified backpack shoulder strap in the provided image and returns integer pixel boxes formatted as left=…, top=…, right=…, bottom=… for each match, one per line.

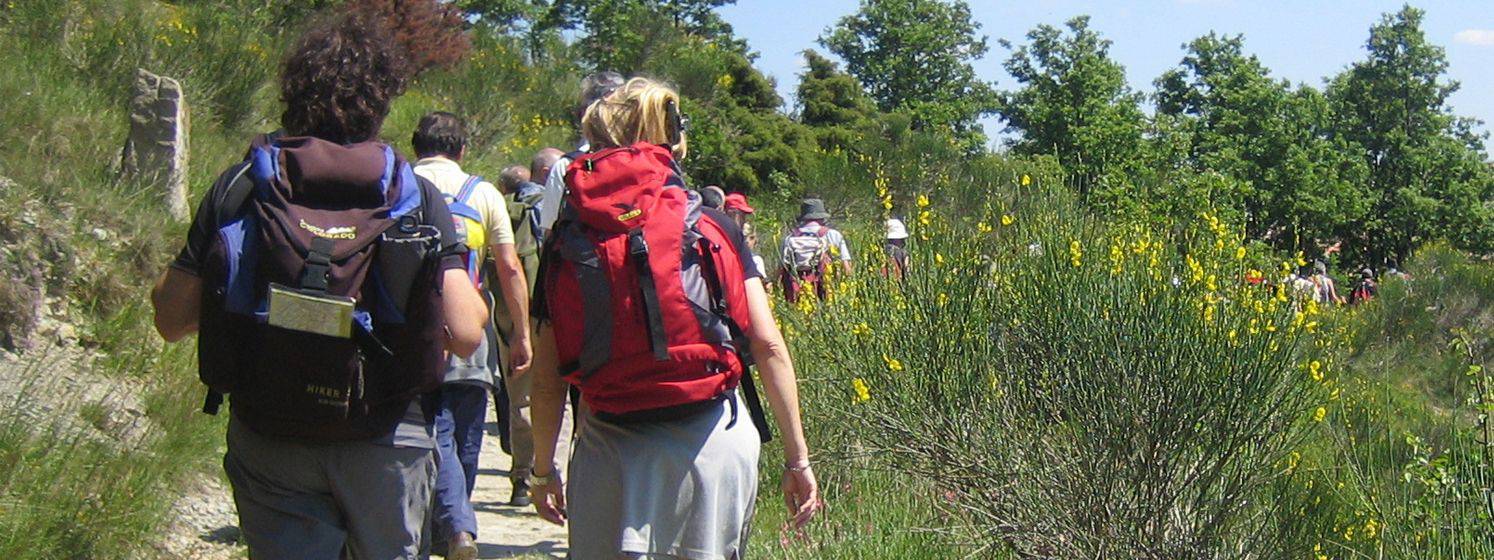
left=456, top=175, right=483, bottom=205
left=693, top=216, right=773, bottom=444
left=212, top=162, right=255, bottom=226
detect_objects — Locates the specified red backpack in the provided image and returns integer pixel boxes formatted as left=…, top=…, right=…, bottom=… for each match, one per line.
left=541, top=143, right=767, bottom=433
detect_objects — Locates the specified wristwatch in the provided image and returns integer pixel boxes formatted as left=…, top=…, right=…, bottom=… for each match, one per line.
left=526, top=468, right=557, bottom=488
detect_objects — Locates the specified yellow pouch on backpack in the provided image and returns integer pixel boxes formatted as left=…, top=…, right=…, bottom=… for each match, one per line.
left=268, top=283, right=356, bottom=339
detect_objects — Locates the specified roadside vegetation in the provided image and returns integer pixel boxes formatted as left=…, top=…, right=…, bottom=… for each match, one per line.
left=0, top=0, right=1488, bottom=558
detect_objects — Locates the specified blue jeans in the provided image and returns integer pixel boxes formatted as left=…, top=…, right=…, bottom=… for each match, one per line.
left=432, top=383, right=488, bottom=540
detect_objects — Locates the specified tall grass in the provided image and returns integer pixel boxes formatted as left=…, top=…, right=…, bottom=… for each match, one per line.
left=0, top=303, right=222, bottom=559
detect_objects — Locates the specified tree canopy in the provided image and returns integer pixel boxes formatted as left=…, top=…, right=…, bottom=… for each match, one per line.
left=998, top=16, right=1145, bottom=200
left=821, top=0, right=997, bottom=150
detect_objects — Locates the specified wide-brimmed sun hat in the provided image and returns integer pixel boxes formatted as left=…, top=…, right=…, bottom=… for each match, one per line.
left=724, top=193, right=755, bottom=214
left=798, top=198, right=831, bottom=221
left=885, top=218, right=909, bottom=240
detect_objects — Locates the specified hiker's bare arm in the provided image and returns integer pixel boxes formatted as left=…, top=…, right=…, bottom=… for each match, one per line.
left=442, top=269, right=487, bottom=358
left=842, top=259, right=855, bottom=275
left=743, top=277, right=821, bottom=527
left=152, top=267, right=201, bottom=342
left=490, top=242, right=533, bottom=373
left=529, top=324, right=569, bottom=525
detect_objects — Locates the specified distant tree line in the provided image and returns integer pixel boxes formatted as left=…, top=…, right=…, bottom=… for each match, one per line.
left=281, top=0, right=1491, bottom=266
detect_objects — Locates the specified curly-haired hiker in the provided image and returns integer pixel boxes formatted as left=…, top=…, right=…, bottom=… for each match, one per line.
left=150, top=12, right=487, bottom=560
left=526, top=77, right=822, bottom=559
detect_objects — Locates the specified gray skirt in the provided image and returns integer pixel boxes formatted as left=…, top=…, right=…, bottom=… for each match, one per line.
left=567, top=393, right=762, bottom=560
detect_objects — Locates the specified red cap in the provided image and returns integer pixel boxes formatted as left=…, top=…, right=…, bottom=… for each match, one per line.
left=724, top=193, right=755, bottom=214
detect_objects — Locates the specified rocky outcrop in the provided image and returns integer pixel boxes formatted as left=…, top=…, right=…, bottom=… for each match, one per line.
left=121, top=69, right=190, bottom=221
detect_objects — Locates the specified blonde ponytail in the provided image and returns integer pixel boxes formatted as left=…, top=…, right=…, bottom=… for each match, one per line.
left=581, top=77, right=688, bottom=159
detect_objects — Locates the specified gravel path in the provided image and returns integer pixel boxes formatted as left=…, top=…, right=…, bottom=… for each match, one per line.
left=469, top=412, right=570, bottom=559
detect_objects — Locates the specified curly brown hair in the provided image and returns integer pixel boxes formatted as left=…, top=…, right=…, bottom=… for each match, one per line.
left=279, top=11, right=408, bottom=144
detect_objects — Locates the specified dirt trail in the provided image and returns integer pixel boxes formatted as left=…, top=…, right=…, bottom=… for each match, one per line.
left=469, top=411, right=569, bottom=559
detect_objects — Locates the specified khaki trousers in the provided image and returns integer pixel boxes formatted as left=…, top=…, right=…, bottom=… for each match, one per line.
left=499, top=330, right=574, bottom=481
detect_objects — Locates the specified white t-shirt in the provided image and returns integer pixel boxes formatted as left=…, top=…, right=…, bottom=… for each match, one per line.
left=539, top=143, right=588, bottom=234
left=412, top=157, right=514, bottom=264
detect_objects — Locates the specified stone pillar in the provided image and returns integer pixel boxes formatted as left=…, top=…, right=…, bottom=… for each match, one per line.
left=121, top=69, right=189, bottom=221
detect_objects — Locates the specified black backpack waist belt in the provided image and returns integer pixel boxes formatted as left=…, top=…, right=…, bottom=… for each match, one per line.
left=592, top=393, right=734, bottom=426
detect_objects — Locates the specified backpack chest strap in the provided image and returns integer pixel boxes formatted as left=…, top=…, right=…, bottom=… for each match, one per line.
left=301, top=237, right=335, bottom=293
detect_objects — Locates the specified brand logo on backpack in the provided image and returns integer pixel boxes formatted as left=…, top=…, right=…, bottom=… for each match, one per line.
left=298, top=219, right=357, bottom=240
left=617, top=207, right=642, bottom=223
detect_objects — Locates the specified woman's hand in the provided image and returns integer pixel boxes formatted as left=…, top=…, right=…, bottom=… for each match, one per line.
left=530, top=471, right=567, bottom=526
left=781, top=465, right=822, bottom=529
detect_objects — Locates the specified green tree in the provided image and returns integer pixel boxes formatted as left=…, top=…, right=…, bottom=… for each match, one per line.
left=1327, top=5, right=1493, bottom=264
left=1154, top=33, right=1369, bottom=253
left=543, top=0, right=741, bottom=73
left=1000, top=16, right=1146, bottom=202
left=821, top=0, right=997, bottom=149
left=795, top=49, right=879, bottom=150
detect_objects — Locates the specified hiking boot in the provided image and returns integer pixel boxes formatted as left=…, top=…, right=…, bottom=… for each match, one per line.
left=448, top=531, right=478, bottom=560
left=509, top=480, right=532, bottom=507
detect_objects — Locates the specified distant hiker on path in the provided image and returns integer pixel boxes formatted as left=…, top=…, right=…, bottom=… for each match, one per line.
left=1310, top=261, right=1345, bottom=305
left=700, top=185, right=726, bottom=211
left=150, top=12, right=488, bottom=559
left=496, top=153, right=573, bottom=507
left=779, top=198, right=853, bottom=302
left=724, top=192, right=754, bottom=227
left=1349, top=268, right=1378, bottom=305
left=884, top=215, right=910, bottom=280
left=538, top=72, right=626, bottom=235
left=412, top=111, right=534, bottom=559
left=527, top=77, right=822, bottom=559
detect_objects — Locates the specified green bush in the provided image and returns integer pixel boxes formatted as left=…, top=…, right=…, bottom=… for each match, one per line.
left=775, top=176, right=1335, bottom=557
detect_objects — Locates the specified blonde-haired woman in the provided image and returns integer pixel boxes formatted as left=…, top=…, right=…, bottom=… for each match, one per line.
left=526, top=77, right=821, bottom=558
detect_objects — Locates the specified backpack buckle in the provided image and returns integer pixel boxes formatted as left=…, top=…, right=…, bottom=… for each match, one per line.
left=627, top=229, right=649, bottom=258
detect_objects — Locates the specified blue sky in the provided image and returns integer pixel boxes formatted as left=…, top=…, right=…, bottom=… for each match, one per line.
left=717, top=0, right=1494, bottom=144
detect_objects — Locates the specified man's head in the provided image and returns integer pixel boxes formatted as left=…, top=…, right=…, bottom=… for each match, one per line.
left=498, top=165, right=530, bottom=194
left=575, top=71, right=626, bottom=124
left=531, top=148, right=564, bottom=181
left=412, top=111, right=467, bottom=160
left=700, top=186, right=726, bottom=210
left=280, top=11, right=407, bottom=144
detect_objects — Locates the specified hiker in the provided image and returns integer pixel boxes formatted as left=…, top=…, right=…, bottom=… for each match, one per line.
left=527, top=148, right=563, bottom=237
left=884, top=215, right=910, bottom=280
left=1349, top=268, right=1378, bottom=305
left=1309, top=261, right=1345, bottom=305
left=700, top=185, right=727, bottom=211
left=724, top=192, right=754, bottom=227
left=778, top=198, right=853, bottom=303
left=1285, top=268, right=1317, bottom=302
left=743, top=222, right=769, bottom=284
left=493, top=155, right=574, bottom=507
left=538, top=72, right=627, bottom=235
left=412, top=112, right=535, bottom=558
left=149, top=12, right=488, bottom=559
left=526, top=77, right=822, bottom=558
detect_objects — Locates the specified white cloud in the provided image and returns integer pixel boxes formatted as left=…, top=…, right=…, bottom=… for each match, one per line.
left=1454, top=29, right=1494, bottom=47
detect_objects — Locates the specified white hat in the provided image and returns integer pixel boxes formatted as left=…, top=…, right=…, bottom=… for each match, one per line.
left=885, top=218, right=909, bottom=240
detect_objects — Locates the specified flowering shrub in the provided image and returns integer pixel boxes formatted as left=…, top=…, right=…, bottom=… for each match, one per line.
left=779, top=180, right=1338, bottom=557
